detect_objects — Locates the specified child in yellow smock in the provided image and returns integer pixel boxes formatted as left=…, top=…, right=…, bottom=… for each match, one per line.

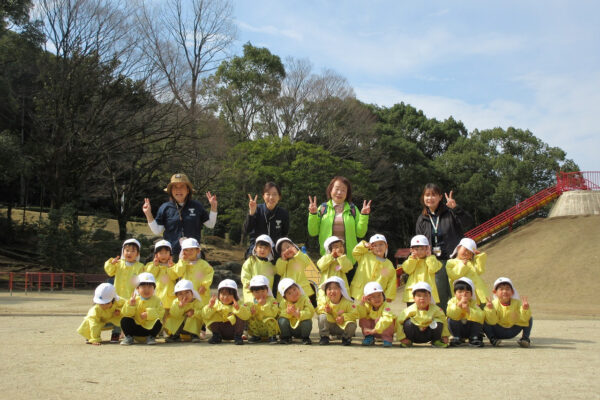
left=484, top=277, right=532, bottom=348
left=203, top=279, right=251, bottom=345
left=174, top=238, right=213, bottom=305
left=120, top=272, right=165, bottom=345
left=245, top=275, right=279, bottom=344
left=396, top=282, right=450, bottom=348
left=164, top=279, right=204, bottom=343
left=241, top=234, right=276, bottom=303
left=401, top=235, right=442, bottom=305
left=357, top=281, right=397, bottom=347
left=445, top=238, right=490, bottom=304
left=446, top=277, right=486, bottom=347
left=277, top=278, right=314, bottom=345
left=145, top=240, right=177, bottom=317
left=316, top=276, right=358, bottom=346
left=350, top=234, right=396, bottom=302
left=316, top=236, right=353, bottom=306
left=275, top=238, right=315, bottom=305
left=77, top=283, right=124, bottom=345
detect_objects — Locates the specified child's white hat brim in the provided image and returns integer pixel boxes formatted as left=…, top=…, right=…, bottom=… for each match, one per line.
left=369, top=234, right=387, bottom=244
left=450, top=238, right=477, bottom=258
left=249, top=275, right=273, bottom=297
left=454, top=277, right=476, bottom=296
left=324, top=236, right=344, bottom=254
left=275, top=237, right=297, bottom=254
left=493, top=277, right=520, bottom=300
left=122, top=238, right=141, bottom=262
left=93, top=283, right=119, bottom=304
left=217, top=279, right=239, bottom=300
left=410, top=235, right=430, bottom=247
left=363, top=281, right=384, bottom=297
left=278, top=277, right=304, bottom=297
left=154, top=239, right=172, bottom=252
left=253, top=235, right=274, bottom=261
left=411, top=281, right=435, bottom=304
left=320, top=276, right=351, bottom=301
left=137, top=272, right=156, bottom=286
left=174, top=279, right=201, bottom=301
left=181, top=238, right=201, bottom=250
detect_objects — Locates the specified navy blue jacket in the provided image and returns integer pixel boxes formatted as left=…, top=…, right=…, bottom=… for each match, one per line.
left=155, top=199, right=209, bottom=258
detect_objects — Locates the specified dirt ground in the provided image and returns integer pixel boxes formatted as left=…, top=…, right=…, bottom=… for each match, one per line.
left=1, top=290, right=599, bottom=400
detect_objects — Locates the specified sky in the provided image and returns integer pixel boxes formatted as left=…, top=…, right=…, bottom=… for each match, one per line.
left=232, top=0, right=599, bottom=171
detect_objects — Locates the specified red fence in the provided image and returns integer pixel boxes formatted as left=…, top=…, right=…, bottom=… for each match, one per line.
left=0, top=272, right=109, bottom=295
left=556, top=171, right=600, bottom=192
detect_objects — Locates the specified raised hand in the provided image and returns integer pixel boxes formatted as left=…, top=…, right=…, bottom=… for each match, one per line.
left=140, top=311, right=147, bottom=320
left=361, top=200, right=372, bottom=215
left=445, top=191, right=456, bottom=209
left=248, top=194, right=258, bottom=215
left=142, top=198, right=152, bottom=217
left=324, top=303, right=332, bottom=313
left=206, top=191, right=218, bottom=211
left=485, top=297, right=494, bottom=310
left=335, top=315, right=344, bottom=325
left=308, top=196, right=318, bottom=214
left=167, top=256, right=174, bottom=267
left=198, top=286, right=207, bottom=295
left=153, top=253, right=160, bottom=266
left=232, top=299, right=239, bottom=310
left=110, top=256, right=120, bottom=264
left=410, top=248, right=418, bottom=258
left=522, top=296, right=529, bottom=310
left=209, top=294, right=217, bottom=308
left=129, top=290, right=137, bottom=306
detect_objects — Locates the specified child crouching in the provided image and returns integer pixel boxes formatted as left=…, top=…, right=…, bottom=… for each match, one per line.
left=277, top=278, right=315, bottom=345
left=77, top=283, right=124, bottom=345
left=446, top=277, right=485, bottom=347
left=484, top=277, right=532, bottom=348
left=396, top=282, right=450, bottom=348
left=356, top=282, right=397, bottom=347
left=164, top=279, right=204, bottom=343
left=316, top=277, right=358, bottom=346
left=246, top=275, right=279, bottom=344
left=203, top=279, right=250, bottom=345
left=120, top=272, right=165, bottom=345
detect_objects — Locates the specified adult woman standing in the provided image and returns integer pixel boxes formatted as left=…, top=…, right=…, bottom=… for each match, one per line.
left=415, top=183, right=472, bottom=310
left=307, top=176, right=372, bottom=265
left=143, top=173, right=218, bottom=260
left=243, top=182, right=290, bottom=258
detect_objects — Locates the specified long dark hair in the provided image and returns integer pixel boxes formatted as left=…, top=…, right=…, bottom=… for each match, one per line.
left=420, top=183, right=442, bottom=215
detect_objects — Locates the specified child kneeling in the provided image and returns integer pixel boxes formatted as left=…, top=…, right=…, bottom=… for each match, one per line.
left=356, top=282, right=397, bottom=347
left=246, top=275, right=279, bottom=344
left=164, top=279, right=204, bottom=343
left=277, top=278, right=315, bottom=345
left=484, top=277, right=532, bottom=348
left=77, top=283, right=124, bottom=345
left=396, top=282, right=450, bottom=348
left=446, top=277, right=486, bottom=347
left=203, top=279, right=250, bottom=345
left=120, top=273, right=165, bottom=345
left=316, top=277, right=358, bottom=346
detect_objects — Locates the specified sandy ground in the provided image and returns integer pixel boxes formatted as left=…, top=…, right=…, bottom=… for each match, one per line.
left=1, top=290, right=599, bottom=400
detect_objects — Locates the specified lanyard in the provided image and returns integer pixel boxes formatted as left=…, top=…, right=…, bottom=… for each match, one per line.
left=428, top=214, right=440, bottom=245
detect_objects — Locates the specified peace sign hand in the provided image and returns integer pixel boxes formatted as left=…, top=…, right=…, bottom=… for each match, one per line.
left=308, top=196, right=318, bottom=214
left=522, top=296, right=529, bottom=310
left=361, top=200, right=372, bottom=215
left=142, top=198, right=152, bottom=217
left=445, top=191, right=456, bottom=209
left=206, top=192, right=218, bottom=212
left=248, top=194, right=258, bottom=215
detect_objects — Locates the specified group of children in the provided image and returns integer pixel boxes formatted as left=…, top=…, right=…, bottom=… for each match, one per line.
left=78, top=232, right=532, bottom=348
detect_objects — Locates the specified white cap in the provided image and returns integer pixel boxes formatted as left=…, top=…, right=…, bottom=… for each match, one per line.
left=369, top=234, right=387, bottom=244
left=454, top=277, right=476, bottom=296
left=363, top=281, right=384, bottom=297
left=275, top=237, right=297, bottom=254
left=181, top=238, right=200, bottom=250
left=450, top=237, right=477, bottom=258
left=253, top=235, right=275, bottom=261
left=122, top=238, right=141, bottom=262
left=411, top=281, right=435, bottom=304
left=174, top=279, right=200, bottom=300
left=324, top=236, right=344, bottom=254
left=320, top=276, right=351, bottom=301
left=410, top=235, right=430, bottom=247
left=217, top=279, right=239, bottom=301
left=278, top=277, right=304, bottom=297
left=493, top=277, right=520, bottom=300
left=249, top=275, right=273, bottom=297
left=154, top=239, right=172, bottom=252
left=137, top=272, right=156, bottom=285
left=93, top=283, right=119, bottom=304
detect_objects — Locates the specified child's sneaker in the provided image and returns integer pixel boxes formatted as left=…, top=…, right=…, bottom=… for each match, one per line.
left=165, top=335, right=181, bottom=343
left=319, top=336, right=330, bottom=345
left=382, top=340, right=393, bottom=348
left=469, top=337, right=484, bottom=347
left=489, top=337, right=501, bottom=347
left=110, top=333, right=120, bottom=343
left=208, top=333, right=222, bottom=344
left=449, top=337, right=462, bottom=347
left=269, top=336, right=278, bottom=344
left=342, top=337, right=352, bottom=346
left=517, top=337, right=531, bottom=348
left=432, top=340, right=448, bottom=348
left=234, top=335, right=244, bottom=345
left=248, top=336, right=262, bottom=343
left=120, top=336, right=134, bottom=346
left=361, top=335, right=375, bottom=346
left=146, top=336, right=157, bottom=345
left=279, top=336, right=292, bottom=344
left=190, top=334, right=201, bottom=343
left=302, top=337, right=312, bottom=345
left=399, top=340, right=412, bottom=348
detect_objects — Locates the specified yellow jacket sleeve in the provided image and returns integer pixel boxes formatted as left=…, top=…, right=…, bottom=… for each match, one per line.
left=433, top=306, right=451, bottom=337
left=169, top=299, right=185, bottom=318
left=299, top=297, right=315, bottom=321
left=401, top=256, right=418, bottom=274
left=317, top=254, right=335, bottom=273
left=241, top=257, right=255, bottom=288
left=374, top=308, right=395, bottom=334
left=352, top=241, right=369, bottom=263
left=445, top=259, right=466, bottom=282
left=383, top=264, right=397, bottom=301
left=275, top=257, right=287, bottom=276
left=173, top=259, right=186, bottom=278
left=104, top=258, right=117, bottom=276
left=473, top=253, right=487, bottom=275
left=425, top=255, right=443, bottom=274
left=446, top=297, right=465, bottom=321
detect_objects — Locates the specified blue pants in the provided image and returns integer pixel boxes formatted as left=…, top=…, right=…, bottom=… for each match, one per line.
left=483, top=318, right=532, bottom=340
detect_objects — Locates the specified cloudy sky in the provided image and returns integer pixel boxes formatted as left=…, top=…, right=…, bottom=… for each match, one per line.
left=233, top=0, right=599, bottom=171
